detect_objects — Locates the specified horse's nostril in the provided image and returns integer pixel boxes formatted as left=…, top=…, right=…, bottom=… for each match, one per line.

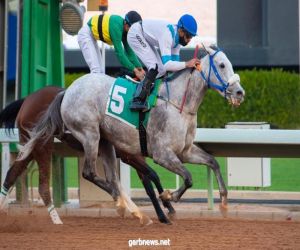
left=237, top=90, right=244, bottom=96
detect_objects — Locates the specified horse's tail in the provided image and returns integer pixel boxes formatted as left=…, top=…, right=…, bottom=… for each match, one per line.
left=18, top=91, right=65, bottom=161
left=0, top=99, right=24, bottom=134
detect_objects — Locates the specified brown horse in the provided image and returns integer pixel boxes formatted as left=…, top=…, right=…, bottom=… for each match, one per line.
left=0, top=86, right=175, bottom=224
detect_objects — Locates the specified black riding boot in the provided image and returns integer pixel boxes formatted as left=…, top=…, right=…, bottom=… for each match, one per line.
left=130, top=68, right=158, bottom=112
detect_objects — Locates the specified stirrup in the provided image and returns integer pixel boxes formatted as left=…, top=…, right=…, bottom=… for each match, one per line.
left=129, top=100, right=149, bottom=112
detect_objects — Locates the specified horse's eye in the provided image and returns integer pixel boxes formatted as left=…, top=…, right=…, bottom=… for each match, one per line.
left=220, top=63, right=225, bottom=69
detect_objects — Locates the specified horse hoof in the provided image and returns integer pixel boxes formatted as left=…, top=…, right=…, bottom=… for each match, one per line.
left=168, top=211, right=177, bottom=221
left=159, top=190, right=172, bottom=201
left=116, top=206, right=126, bottom=218
left=53, top=219, right=63, bottom=225
left=116, top=197, right=126, bottom=218
left=140, top=215, right=153, bottom=226
left=159, top=216, right=172, bottom=225
left=219, top=203, right=228, bottom=218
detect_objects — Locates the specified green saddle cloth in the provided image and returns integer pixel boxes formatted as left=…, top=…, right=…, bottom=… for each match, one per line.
left=105, top=77, right=162, bottom=129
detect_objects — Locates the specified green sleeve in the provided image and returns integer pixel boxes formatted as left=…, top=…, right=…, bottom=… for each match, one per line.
left=123, top=39, right=142, bottom=68
left=109, top=15, right=136, bottom=72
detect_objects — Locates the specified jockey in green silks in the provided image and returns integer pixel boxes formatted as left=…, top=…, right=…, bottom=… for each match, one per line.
left=77, top=10, right=145, bottom=80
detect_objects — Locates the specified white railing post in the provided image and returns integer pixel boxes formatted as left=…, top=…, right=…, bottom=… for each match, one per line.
left=207, top=167, right=214, bottom=210
left=176, top=174, right=180, bottom=190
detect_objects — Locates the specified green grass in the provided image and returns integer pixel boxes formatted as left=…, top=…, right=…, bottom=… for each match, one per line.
left=267, top=158, right=300, bottom=191
left=28, top=158, right=79, bottom=188
left=28, top=157, right=300, bottom=192
left=130, top=158, right=300, bottom=191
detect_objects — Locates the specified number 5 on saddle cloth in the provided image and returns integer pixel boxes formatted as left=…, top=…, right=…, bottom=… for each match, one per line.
left=105, top=77, right=162, bottom=155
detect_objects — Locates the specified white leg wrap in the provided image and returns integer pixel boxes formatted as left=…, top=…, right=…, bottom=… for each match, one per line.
left=0, top=193, right=7, bottom=210
left=0, top=187, right=8, bottom=210
left=48, top=205, right=63, bottom=225
left=120, top=189, right=153, bottom=226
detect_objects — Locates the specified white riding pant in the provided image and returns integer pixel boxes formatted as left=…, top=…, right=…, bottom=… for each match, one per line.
left=127, top=23, right=166, bottom=78
left=77, top=24, right=104, bottom=73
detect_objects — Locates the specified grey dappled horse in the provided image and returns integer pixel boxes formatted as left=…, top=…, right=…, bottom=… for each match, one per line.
left=19, top=45, right=245, bottom=224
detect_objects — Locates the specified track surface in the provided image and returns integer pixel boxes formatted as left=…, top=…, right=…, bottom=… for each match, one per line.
left=0, top=215, right=300, bottom=249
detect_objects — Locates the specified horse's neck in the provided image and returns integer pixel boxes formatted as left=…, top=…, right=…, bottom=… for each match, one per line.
left=160, top=69, right=207, bottom=114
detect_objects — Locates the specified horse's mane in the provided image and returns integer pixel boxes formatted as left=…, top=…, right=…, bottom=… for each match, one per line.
left=165, top=68, right=191, bottom=82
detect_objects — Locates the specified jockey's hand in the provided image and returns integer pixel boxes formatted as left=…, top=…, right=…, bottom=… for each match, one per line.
left=133, top=67, right=145, bottom=80
left=195, top=62, right=201, bottom=71
left=185, top=58, right=201, bottom=68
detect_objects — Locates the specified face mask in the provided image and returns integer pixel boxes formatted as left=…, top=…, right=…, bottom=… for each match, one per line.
left=179, top=35, right=188, bottom=46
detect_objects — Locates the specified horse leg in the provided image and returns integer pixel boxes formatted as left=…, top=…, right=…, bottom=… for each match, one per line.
left=131, top=158, right=176, bottom=216
left=33, top=141, right=63, bottom=224
left=135, top=171, right=172, bottom=224
left=153, top=149, right=192, bottom=202
left=119, top=153, right=175, bottom=223
left=81, top=136, right=116, bottom=198
left=69, top=127, right=124, bottom=204
left=182, top=144, right=228, bottom=215
left=0, top=154, right=33, bottom=210
left=100, top=140, right=152, bottom=226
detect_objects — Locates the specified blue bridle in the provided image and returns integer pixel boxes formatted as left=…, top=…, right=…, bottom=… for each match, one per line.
left=200, top=49, right=229, bottom=93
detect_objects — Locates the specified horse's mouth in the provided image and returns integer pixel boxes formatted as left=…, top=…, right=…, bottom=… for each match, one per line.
left=228, top=94, right=244, bottom=107
left=226, top=88, right=245, bottom=107
left=228, top=97, right=242, bottom=107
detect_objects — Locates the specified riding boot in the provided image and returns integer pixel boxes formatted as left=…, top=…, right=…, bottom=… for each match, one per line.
left=130, top=67, right=158, bottom=112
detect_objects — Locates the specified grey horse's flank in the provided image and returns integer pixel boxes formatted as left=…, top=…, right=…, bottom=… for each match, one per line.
left=19, top=45, right=245, bottom=221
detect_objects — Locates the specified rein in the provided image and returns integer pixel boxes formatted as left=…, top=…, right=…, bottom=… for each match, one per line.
left=158, top=46, right=230, bottom=116
left=179, top=45, right=199, bottom=113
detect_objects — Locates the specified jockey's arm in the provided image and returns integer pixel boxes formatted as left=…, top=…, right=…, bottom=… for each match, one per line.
left=123, top=39, right=142, bottom=69
left=160, top=37, right=186, bottom=72
left=163, top=59, right=186, bottom=71
left=109, top=18, right=136, bottom=73
left=113, top=38, right=136, bottom=72
left=162, top=48, right=200, bottom=71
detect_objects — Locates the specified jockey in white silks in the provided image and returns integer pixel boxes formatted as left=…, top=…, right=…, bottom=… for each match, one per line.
left=127, top=14, right=200, bottom=112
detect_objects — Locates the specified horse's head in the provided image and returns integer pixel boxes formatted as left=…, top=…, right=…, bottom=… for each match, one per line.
left=199, top=45, right=245, bottom=106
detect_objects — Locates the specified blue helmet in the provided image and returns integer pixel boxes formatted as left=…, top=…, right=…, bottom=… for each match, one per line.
left=177, top=14, right=197, bottom=36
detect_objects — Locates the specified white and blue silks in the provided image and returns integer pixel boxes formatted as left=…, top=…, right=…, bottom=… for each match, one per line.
left=127, top=19, right=185, bottom=78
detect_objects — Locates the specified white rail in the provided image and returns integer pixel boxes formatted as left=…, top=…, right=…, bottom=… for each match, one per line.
left=1, top=128, right=300, bottom=208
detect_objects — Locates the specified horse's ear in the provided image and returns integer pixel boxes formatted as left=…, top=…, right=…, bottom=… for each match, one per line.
left=205, top=45, right=219, bottom=55
left=200, top=43, right=210, bottom=57
left=209, top=44, right=219, bottom=51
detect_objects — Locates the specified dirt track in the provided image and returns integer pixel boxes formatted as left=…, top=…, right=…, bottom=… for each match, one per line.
left=0, top=215, right=300, bottom=249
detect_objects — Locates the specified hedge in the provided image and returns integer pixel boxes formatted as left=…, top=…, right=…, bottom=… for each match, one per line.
left=65, top=72, right=85, bottom=88
left=197, top=69, right=300, bottom=129
left=65, top=69, right=300, bottom=129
